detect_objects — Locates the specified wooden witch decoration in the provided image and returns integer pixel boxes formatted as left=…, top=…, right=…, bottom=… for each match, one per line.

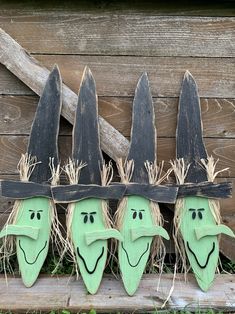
left=52, top=67, right=125, bottom=294
left=115, top=73, right=178, bottom=296
left=171, top=71, right=234, bottom=291
left=0, top=66, right=63, bottom=287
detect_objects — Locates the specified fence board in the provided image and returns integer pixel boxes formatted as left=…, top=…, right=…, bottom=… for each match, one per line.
left=0, top=136, right=235, bottom=175
left=0, top=15, right=234, bottom=57
left=1, top=96, right=235, bottom=138
left=0, top=56, right=234, bottom=98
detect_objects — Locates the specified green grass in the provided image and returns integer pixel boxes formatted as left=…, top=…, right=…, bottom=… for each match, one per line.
left=0, top=310, right=226, bottom=314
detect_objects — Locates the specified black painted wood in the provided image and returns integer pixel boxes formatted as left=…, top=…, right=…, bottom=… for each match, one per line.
left=52, top=184, right=126, bottom=203
left=127, top=72, right=156, bottom=184
left=177, top=181, right=232, bottom=199
left=123, top=183, right=178, bottom=204
left=176, top=71, right=208, bottom=183
left=28, top=65, right=62, bottom=184
left=0, top=180, right=51, bottom=199
left=72, top=67, right=103, bottom=185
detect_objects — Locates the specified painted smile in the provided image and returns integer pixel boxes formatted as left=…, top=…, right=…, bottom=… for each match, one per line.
left=19, top=240, right=47, bottom=265
left=121, top=242, right=150, bottom=268
left=77, top=246, right=104, bottom=274
left=187, top=241, right=215, bottom=269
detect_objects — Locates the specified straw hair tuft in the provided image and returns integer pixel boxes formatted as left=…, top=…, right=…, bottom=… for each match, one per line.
left=170, top=158, right=190, bottom=185
left=116, top=158, right=134, bottom=184
left=100, top=161, right=113, bottom=229
left=63, top=158, right=86, bottom=184
left=114, top=158, right=134, bottom=229
left=200, top=155, right=229, bottom=182
left=17, top=153, right=40, bottom=182
left=49, top=157, right=61, bottom=186
left=145, top=160, right=172, bottom=185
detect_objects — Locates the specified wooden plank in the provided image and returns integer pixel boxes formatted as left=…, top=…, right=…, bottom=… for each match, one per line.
left=1, top=15, right=234, bottom=57
left=0, top=2, right=234, bottom=16
left=1, top=136, right=235, bottom=176
left=0, top=55, right=234, bottom=98
left=100, top=97, right=235, bottom=139
left=0, top=274, right=234, bottom=312
left=1, top=96, right=235, bottom=139
left=0, top=96, right=71, bottom=135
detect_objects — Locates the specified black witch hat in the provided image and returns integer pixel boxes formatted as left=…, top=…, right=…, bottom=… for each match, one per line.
left=119, top=72, right=178, bottom=203
left=52, top=67, right=125, bottom=203
left=0, top=66, right=62, bottom=199
left=176, top=71, right=232, bottom=198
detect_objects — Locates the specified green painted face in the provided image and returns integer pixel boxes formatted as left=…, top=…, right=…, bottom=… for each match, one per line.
left=15, top=197, right=51, bottom=287
left=71, top=198, right=108, bottom=294
left=118, top=195, right=154, bottom=295
left=180, top=196, right=219, bottom=291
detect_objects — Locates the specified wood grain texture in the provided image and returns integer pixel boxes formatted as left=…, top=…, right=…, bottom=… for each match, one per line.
left=176, top=71, right=208, bottom=183
left=0, top=274, right=234, bottom=312
left=1, top=15, right=234, bottom=57
left=0, top=4, right=234, bottom=268
left=0, top=29, right=129, bottom=162
left=72, top=67, right=104, bottom=185
left=1, top=96, right=235, bottom=138
left=1, top=136, right=235, bottom=176
left=177, top=182, right=233, bottom=199
left=52, top=184, right=126, bottom=203
left=124, top=184, right=178, bottom=203
left=0, top=180, right=51, bottom=199
left=0, top=56, right=234, bottom=98
left=27, top=65, right=62, bottom=184
left=127, top=73, right=155, bottom=183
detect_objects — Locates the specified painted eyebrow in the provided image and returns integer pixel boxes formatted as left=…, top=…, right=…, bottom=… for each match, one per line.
left=189, top=208, right=196, bottom=211
left=81, top=212, right=88, bottom=215
left=37, top=210, right=43, bottom=212
left=29, top=210, right=35, bottom=212
left=139, top=209, right=145, bottom=212
left=131, top=209, right=145, bottom=212
left=197, top=208, right=205, bottom=211
left=90, top=212, right=97, bottom=215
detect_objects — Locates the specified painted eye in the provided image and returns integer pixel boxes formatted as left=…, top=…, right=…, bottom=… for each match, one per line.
left=37, top=212, right=41, bottom=220
left=30, top=212, right=35, bottom=220
left=139, top=212, right=143, bottom=220
left=132, top=211, right=137, bottom=219
left=192, top=211, right=196, bottom=220
left=90, top=215, right=94, bottom=223
left=198, top=212, right=203, bottom=220
left=84, top=215, right=88, bottom=224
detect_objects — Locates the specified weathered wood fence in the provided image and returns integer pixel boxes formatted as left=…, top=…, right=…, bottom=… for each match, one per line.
left=0, top=1, right=234, bottom=312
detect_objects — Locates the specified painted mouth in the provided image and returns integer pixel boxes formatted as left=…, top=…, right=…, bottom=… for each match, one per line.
left=77, top=246, right=104, bottom=274
left=121, top=242, right=150, bottom=268
left=19, top=240, right=47, bottom=265
left=187, top=241, right=215, bottom=269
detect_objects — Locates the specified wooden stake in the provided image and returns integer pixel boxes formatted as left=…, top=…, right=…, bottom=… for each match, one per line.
left=0, top=28, right=129, bottom=161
